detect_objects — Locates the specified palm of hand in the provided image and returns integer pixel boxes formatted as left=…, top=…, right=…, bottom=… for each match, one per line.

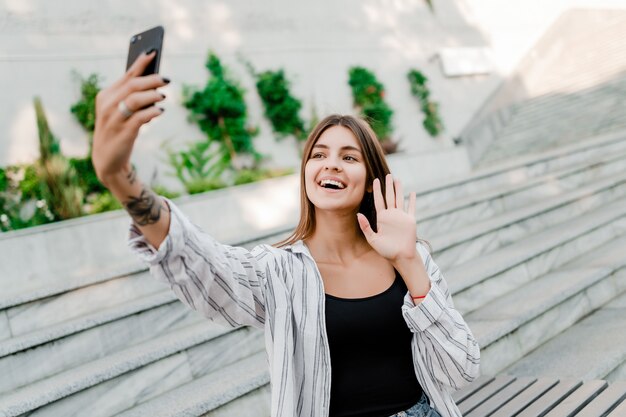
left=357, top=174, right=418, bottom=262
left=370, top=208, right=417, bottom=260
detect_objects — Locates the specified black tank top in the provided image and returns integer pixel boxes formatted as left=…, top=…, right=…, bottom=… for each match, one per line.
left=325, top=270, right=423, bottom=417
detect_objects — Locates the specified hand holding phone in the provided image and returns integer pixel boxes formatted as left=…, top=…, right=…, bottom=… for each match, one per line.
left=91, top=27, right=168, bottom=185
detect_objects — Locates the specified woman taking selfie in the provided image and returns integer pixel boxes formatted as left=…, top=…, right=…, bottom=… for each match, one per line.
left=92, top=51, right=480, bottom=417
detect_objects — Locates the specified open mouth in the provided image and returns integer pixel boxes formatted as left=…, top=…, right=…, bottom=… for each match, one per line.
left=318, top=179, right=346, bottom=190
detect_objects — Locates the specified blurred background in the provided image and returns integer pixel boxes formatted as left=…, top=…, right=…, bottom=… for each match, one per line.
left=1, top=0, right=626, bottom=416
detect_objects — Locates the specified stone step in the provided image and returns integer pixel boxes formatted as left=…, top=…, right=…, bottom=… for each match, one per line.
left=476, top=84, right=626, bottom=166
left=486, top=114, right=626, bottom=159
left=506, top=98, right=626, bottom=136
left=432, top=169, right=626, bottom=269
left=448, top=194, right=626, bottom=313
left=508, top=78, right=626, bottom=128
left=23, top=338, right=267, bottom=417
left=0, top=288, right=175, bottom=358
left=484, top=90, right=626, bottom=139
left=503, top=287, right=626, bottom=383
left=115, top=352, right=269, bottom=417
left=500, top=109, right=626, bottom=146
left=419, top=147, right=626, bottom=238
left=485, top=122, right=626, bottom=162
left=0, top=301, right=203, bottom=394
left=413, top=130, right=626, bottom=211
left=479, top=123, right=626, bottom=167
left=0, top=323, right=264, bottom=416
left=468, top=234, right=626, bottom=375
left=496, top=74, right=626, bottom=127
left=0, top=271, right=164, bottom=346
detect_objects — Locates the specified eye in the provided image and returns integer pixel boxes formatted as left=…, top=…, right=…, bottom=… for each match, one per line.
left=344, top=155, right=358, bottom=161
left=311, top=153, right=324, bottom=159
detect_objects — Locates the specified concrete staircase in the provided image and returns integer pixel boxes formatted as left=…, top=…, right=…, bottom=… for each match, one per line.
left=1, top=128, right=626, bottom=416
left=462, top=9, right=626, bottom=168
left=477, top=72, right=626, bottom=167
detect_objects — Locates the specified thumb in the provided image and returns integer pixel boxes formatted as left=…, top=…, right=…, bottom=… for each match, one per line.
left=357, top=213, right=375, bottom=241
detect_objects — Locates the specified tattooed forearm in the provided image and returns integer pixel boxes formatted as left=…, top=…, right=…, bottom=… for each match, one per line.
left=126, top=165, right=138, bottom=185
left=124, top=187, right=168, bottom=226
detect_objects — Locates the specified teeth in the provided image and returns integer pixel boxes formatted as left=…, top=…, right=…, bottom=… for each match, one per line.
left=320, top=179, right=345, bottom=189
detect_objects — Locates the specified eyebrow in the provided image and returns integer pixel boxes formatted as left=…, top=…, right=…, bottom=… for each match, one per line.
left=312, top=144, right=362, bottom=153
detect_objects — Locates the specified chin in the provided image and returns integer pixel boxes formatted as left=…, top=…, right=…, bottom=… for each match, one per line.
left=311, top=199, right=360, bottom=213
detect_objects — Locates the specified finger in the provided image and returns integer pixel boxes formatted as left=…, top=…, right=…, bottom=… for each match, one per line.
left=373, top=178, right=385, bottom=212
left=394, top=179, right=404, bottom=210
left=103, top=75, right=168, bottom=117
left=110, top=75, right=168, bottom=108
left=408, top=192, right=416, bottom=217
left=124, top=74, right=170, bottom=95
left=109, top=51, right=156, bottom=91
left=127, top=89, right=166, bottom=111
left=110, top=90, right=165, bottom=125
left=126, top=50, right=157, bottom=78
left=127, top=105, right=165, bottom=130
left=385, top=174, right=395, bottom=209
left=356, top=213, right=375, bottom=241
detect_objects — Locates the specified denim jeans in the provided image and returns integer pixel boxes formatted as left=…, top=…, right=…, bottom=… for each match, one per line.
left=387, top=392, right=442, bottom=417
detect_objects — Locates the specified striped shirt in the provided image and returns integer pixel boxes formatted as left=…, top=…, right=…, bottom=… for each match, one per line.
left=128, top=198, right=480, bottom=417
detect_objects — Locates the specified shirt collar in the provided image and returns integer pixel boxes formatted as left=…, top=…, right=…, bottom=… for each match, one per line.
left=282, top=239, right=312, bottom=257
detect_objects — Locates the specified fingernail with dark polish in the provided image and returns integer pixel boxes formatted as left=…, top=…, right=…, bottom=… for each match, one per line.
left=145, top=48, right=156, bottom=55
left=160, top=93, right=166, bottom=99
left=162, top=77, right=170, bottom=84
left=158, top=107, right=165, bottom=112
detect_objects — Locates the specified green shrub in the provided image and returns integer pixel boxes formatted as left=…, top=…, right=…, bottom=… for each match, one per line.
left=68, top=157, right=105, bottom=195
left=70, top=73, right=101, bottom=154
left=348, top=67, right=395, bottom=148
left=18, top=164, right=44, bottom=201
left=183, top=52, right=260, bottom=166
left=0, top=198, right=53, bottom=232
left=254, top=69, right=306, bottom=141
left=233, top=167, right=295, bottom=186
left=34, top=96, right=84, bottom=220
left=151, top=184, right=182, bottom=200
left=185, top=178, right=227, bottom=195
left=39, top=156, right=84, bottom=220
left=34, top=97, right=61, bottom=163
left=70, top=73, right=100, bottom=136
left=0, top=168, right=8, bottom=193
left=163, top=140, right=230, bottom=194
left=0, top=165, right=55, bottom=232
left=407, top=69, right=444, bottom=137
left=87, top=190, right=123, bottom=214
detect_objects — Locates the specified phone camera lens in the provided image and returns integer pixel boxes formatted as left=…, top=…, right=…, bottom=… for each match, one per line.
left=131, top=36, right=137, bottom=44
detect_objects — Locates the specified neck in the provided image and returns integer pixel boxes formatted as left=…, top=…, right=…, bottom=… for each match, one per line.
left=305, top=208, right=371, bottom=264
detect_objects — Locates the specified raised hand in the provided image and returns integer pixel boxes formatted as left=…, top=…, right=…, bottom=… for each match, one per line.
left=92, top=51, right=169, bottom=185
left=357, top=174, right=418, bottom=262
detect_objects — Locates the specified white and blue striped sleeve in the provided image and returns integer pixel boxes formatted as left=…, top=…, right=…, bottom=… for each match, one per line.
left=127, top=198, right=272, bottom=330
left=402, top=243, right=481, bottom=390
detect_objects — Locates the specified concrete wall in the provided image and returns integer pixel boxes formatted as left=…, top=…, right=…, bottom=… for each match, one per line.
left=2, top=0, right=626, bottom=192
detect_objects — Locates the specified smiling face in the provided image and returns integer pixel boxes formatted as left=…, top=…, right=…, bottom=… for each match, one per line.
left=275, top=114, right=392, bottom=248
left=304, top=125, right=370, bottom=214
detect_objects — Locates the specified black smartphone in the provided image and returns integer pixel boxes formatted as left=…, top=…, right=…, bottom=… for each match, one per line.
left=126, top=26, right=164, bottom=75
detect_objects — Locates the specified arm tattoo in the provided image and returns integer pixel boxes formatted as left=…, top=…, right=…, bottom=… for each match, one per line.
left=124, top=186, right=168, bottom=226
left=126, top=165, right=138, bottom=185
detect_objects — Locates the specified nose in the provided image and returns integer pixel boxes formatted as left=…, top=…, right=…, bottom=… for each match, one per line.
left=323, top=155, right=341, bottom=171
